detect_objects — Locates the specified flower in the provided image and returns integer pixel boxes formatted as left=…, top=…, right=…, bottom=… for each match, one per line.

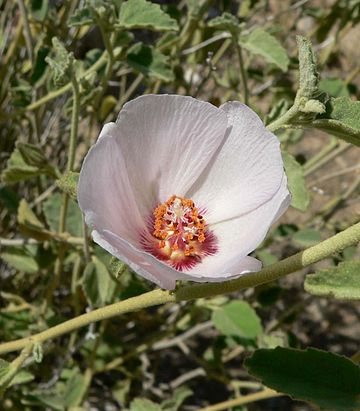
left=78, top=95, right=290, bottom=290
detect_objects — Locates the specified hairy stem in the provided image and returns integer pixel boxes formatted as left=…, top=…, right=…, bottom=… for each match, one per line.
left=266, top=102, right=300, bottom=132
left=0, top=222, right=359, bottom=356
left=46, top=75, right=80, bottom=306
left=199, top=388, right=282, bottom=411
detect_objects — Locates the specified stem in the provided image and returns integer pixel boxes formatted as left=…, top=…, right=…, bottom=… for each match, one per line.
left=213, top=38, right=232, bottom=65
left=303, top=137, right=338, bottom=172
left=67, top=76, right=80, bottom=172
left=26, top=51, right=108, bottom=112
left=115, top=74, right=144, bottom=113
left=303, top=142, right=350, bottom=177
left=0, top=236, right=84, bottom=247
left=59, top=75, right=80, bottom=230
left=0, top=290, right=173, bottom=355
left=0, top=343, right=33, bottom=393
left=199, top=388, right=282, bottom=411
left=82, top=216, right=91, bottom=263
left=16, top=0, right=33, bottom=62
left=234, top=39, right=249, bottom=105
left=266, top=102, right=300, bottom=132
left=94, top=17, right=114, bottom=107
left=176, top=221, right=360, bottom=301
left=308, top=164, right=360, bottom=186
left=0, top=222, right=359, bottom=356
left=46, top=75, right=80, bottom=306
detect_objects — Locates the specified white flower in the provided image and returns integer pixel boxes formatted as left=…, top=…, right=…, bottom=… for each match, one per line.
left=78, top=94, right=290, bottom=290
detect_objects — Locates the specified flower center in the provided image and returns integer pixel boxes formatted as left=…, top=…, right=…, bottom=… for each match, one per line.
left=153, top=195, right=206, bottom=257
left=141, top=195, right=218, bottom=271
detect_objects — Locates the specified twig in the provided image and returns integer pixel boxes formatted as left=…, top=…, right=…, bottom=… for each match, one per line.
left=181, top=32, right=231, bottom=56
left=170, top=367, right=206, bottom=389
left=0, top=222, right=359, bottom=355
left=152, top=321, right=212, bottom=350
left=199, top=388, right=283, bottom=411
left=308, top=164, right=360, bottom=186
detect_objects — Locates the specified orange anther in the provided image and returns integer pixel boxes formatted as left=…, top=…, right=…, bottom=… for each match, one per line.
left=198, top=233, right=205, bottom=242
left=152, top=195, right=207, bottom=257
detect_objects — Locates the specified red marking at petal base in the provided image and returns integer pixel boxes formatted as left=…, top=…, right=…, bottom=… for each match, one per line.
left=140, top=215, right=218, bottom=271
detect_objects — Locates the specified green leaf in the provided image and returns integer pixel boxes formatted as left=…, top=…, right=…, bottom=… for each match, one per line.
left=63, top=370, right=88, bottom=407
left=18, top=199, right=50, bottom=240
left=208, top=12, right=241, bottom=33
left=9, top=370, right=34, bottom=387
left=212, top=301, right=262, bottom=340
left=1, top=148, right=42, bottom=184
left=33, top=342, right=43, bottom=363
left=82, top=256, right=116, bottom=307
left=257, top=331, right=288, bottom=349
left=45, top=38, right=74, bottom=87
left=256, top=250, right=278, bottom=267
left=43, top=193, right=83, bottom=237
left=161, top=386, right=193, bottom=411
left=16, top=142, right=48, bottom=168
left=30, top=47, right=50, bottom=85
left=29, top=392, right=65, bottom=411
left=118, top=0, right=178, bottom=31
left=109, top=257, right=126, bottom=279
left=282, top=152, right=310, bottom=212
left=326, top=96, right=360, bottom=130
left=293, top=228, right=321, bottom=247
left=130, top=398, right=162, bottom=411
left=245, top=347, right=360, bottom=411
left=311, top=118, right=360, bottom=146
left=56, top=171, right=79, bottom=200
left=240, top=28, right=289, bottom=72
left=296, top=36, right=319, bottom=99
left=305, top=261, right=360, bottom=300
left=1, top=248, right=39, bottom=274
left=0, top=186, right=20, bottom=212
left=1, top=145, right=57, bottom=184
left=30, top=0, right=48, bottom=21
left=319, top=77, right=349, bottom=97
left=68, top=7, right=93, bottom=27
left=127, top=43, right=174, bottom=82
left=0, top=359, right=10, bottom=380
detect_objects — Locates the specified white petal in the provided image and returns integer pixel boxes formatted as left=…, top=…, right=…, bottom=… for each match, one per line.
left=78, top=130, right=146, bottom=247
left=92, top=229, right=191, bottom=290
left=93, top=229, right=262, bottom=288
left=114, top=94, right=228, bottom=213
left=181, top=256, right=262, bottom=283
left=187, top=173, right=290, bottom=278
left=187, top=101, right=285, bottom=223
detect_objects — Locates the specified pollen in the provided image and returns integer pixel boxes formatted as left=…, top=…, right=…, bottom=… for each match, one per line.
left=152, top=195, right=207, bottom=258
left=140, top=195, right=218, bottom=271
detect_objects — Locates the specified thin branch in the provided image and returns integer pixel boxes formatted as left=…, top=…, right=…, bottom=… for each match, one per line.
left=199, top=388, right=283, bottom=411
left=0, top=222, right=359, bottom=356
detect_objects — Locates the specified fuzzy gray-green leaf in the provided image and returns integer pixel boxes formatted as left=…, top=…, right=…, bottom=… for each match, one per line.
left=282, top=152, right=310, bottom=212
left=240, top=28, right=289, bottom=72
left=297, top=36, right=319, bottom=99
left=127, top=43, right=174, bottom=82
left=118, top=0, right=178, bottom=31
left=305, top=261, right=360, bottom=300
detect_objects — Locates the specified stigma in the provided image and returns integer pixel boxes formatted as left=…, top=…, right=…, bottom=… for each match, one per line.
left=141, top=195, right=218, bottom=271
